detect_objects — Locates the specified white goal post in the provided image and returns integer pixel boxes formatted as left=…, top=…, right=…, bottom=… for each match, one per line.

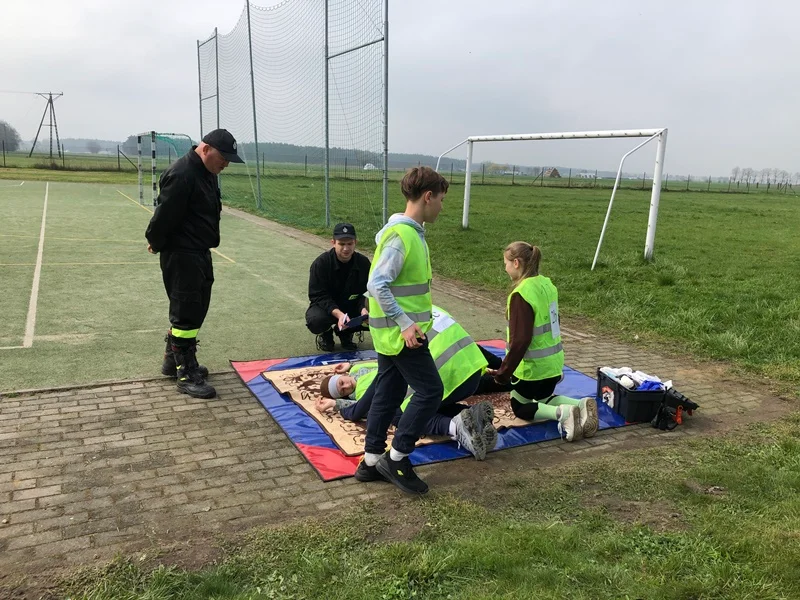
left=435, top=128, right=668, bottom=269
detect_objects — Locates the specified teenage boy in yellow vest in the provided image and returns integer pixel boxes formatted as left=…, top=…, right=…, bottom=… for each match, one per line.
left=360, top=167, right=448, bottom=495
left=315, top=306, right=500, bottom=462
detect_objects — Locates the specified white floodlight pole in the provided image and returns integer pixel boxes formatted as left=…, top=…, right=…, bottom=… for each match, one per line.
left=462, top=140, right=474, bottom=228
left=645, top=129, right=668, bottom=261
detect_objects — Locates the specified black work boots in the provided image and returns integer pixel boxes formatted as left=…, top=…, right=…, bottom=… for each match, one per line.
left=162, top=333, right=208, bottom=378
left=165, top=334, right=216, bottom=399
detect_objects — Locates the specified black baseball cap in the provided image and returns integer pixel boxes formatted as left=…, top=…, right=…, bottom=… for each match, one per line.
left=201, top=129, right=245, bottom=163
left=333, top=222, right=357, bottom=240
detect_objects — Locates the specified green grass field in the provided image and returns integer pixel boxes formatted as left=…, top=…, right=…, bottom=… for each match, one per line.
left=0, top=179, right=357, bottom=391
left=219, top=174, right=800, bottom=395
left=0, top=178, right=505, bottom=391
left=62, top=416, right=800, bottom=599
left=1, top=170, right=798, bottom=393
left=2, top=168, right=800, bottom=598
left=5, top=150, right=779, bottom=192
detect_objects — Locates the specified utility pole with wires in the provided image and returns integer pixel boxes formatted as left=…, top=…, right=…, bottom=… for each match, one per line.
left=28, top=92, right=64, bottom=159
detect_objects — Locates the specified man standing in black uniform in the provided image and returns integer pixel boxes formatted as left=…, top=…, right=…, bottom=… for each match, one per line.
left=145, top=129, right=243, bottom=398
left=306, top=223, right=371, bottom=352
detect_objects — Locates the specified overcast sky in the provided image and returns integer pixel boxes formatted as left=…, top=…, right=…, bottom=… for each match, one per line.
left=2, top=0, right=798, bottom=175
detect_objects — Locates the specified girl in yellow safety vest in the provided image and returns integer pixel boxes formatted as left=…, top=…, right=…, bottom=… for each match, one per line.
left=486, top=241, right=599, bottom=442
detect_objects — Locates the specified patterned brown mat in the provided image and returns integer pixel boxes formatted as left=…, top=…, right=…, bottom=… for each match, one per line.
left=263, top=364, right=540, bottom=456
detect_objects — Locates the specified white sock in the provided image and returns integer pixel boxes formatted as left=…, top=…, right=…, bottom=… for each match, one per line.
left=448, top=420, right=457, bottom=438
left=364, top=452, right=382, bottom=467
left=389, top=448, right=408, bottom=462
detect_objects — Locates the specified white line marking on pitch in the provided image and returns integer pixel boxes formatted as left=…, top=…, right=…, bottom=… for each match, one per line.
left=23, top=182, right=48, bottom=348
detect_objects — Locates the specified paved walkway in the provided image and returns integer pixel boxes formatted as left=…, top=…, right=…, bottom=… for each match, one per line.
left=0, top=209, right=792, bottom=595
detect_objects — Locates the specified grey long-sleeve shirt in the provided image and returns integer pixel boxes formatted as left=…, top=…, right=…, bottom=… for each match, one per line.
left=366, top=214, right=428, bottom=333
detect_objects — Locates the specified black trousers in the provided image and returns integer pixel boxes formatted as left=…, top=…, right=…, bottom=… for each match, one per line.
left=160, top=250, right=214, bottom=334
left=476, top=344, right=558, bottom=420
left=305, top=303, right=366, bottom=336
left=355, top=368, right=481, bottom=437
left=365, top=338, right=444, bottom=455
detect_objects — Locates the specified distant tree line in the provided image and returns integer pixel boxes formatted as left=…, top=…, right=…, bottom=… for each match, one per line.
left=0, top=120, right=22, bottom=151
left=730, top=166, right=799, bottom=188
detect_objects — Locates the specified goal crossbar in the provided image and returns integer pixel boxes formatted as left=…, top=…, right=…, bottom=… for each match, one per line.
left=436, top=128, right=668, bottom=268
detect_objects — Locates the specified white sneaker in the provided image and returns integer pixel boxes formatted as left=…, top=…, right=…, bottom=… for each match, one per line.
left=452, top=409, right=487, bottom=460
left=468, top=401, right=497, bottom=453
left=579, top=396, right=599, bottom=438
left=557, top=405, right=582, bottom=442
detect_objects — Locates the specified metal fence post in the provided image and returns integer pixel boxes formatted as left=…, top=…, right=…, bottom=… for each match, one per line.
left=381, top=0, right=389, bottom=224
left=246, top=1, right=263, bottom=210
left=324, top=0, right=330, bottom=226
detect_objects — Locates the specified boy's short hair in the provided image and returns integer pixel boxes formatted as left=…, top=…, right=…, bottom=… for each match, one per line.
left=400, top=166, right=449, bottom=200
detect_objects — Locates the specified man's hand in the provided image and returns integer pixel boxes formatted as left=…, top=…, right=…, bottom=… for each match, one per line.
left=401, top=323, right=425, bottom=349
left=360, top=307, right=369, bottom=317
left=487, top=368, right=509, bottom=385
left=315, top=398, right=336, bottom=414
left=333, top=309, right=350, bottom=331
left=147, top=244, right=156, bottom=254
left=333, top=362, right=350, bottom=374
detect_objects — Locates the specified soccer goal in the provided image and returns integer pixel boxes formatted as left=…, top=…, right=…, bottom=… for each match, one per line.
left=136, top=131, right=195, bottom=206
left=435, top=128, right=668, bottom=269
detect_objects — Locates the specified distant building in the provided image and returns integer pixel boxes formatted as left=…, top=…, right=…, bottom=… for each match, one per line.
left=544, top=167, right=561, bottom=178
left=578, top=172, right=594, bottom=179
left=363, top=163, right=378, bottom=171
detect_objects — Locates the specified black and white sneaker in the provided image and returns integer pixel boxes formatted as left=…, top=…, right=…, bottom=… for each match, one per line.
left=315, top=329, right=335, bottom=352
left=451, top=409, right=487, bottom=460
left=354, top=458, right=386, bottom=482
left=375, top=453, right=428, bottom=495
left=468, top=401, right=498, bottom=453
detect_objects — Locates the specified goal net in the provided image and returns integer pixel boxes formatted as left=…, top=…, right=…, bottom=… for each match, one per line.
left=136, top=132, right=196, bottom=206
left=197, top=0, right=388, bottom=234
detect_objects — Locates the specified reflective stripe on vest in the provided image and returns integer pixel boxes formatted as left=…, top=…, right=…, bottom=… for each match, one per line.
left=389, top=282, right=430, bottom=297
left=400, top=305, right=487, bottom=410
left=368, top=311, right=433, bottom=329
left=434, top=336, right=474, bottom=369
left=522, top=342, right=563, bottom=359
left=368, top=224, right=432, bottom=355
left=504, top=321, right=551, bottom=346
left=506, top=276, right=564, bottom=381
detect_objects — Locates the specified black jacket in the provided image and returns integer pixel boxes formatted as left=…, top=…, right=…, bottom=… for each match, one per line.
left=308, top=249, right=371, bottom=315
left=145, top=147, right=221, bottom=253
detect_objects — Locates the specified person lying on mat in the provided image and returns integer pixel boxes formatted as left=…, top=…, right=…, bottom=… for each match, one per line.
left=486, top=241, right=598, bottom=442
left=314, top=305, right=502, bottom=465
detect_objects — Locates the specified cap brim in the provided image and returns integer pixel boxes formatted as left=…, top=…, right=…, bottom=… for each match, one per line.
left=220, top=152, right=245, bottom=164
left=333, top=234, right=357, bottom=240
